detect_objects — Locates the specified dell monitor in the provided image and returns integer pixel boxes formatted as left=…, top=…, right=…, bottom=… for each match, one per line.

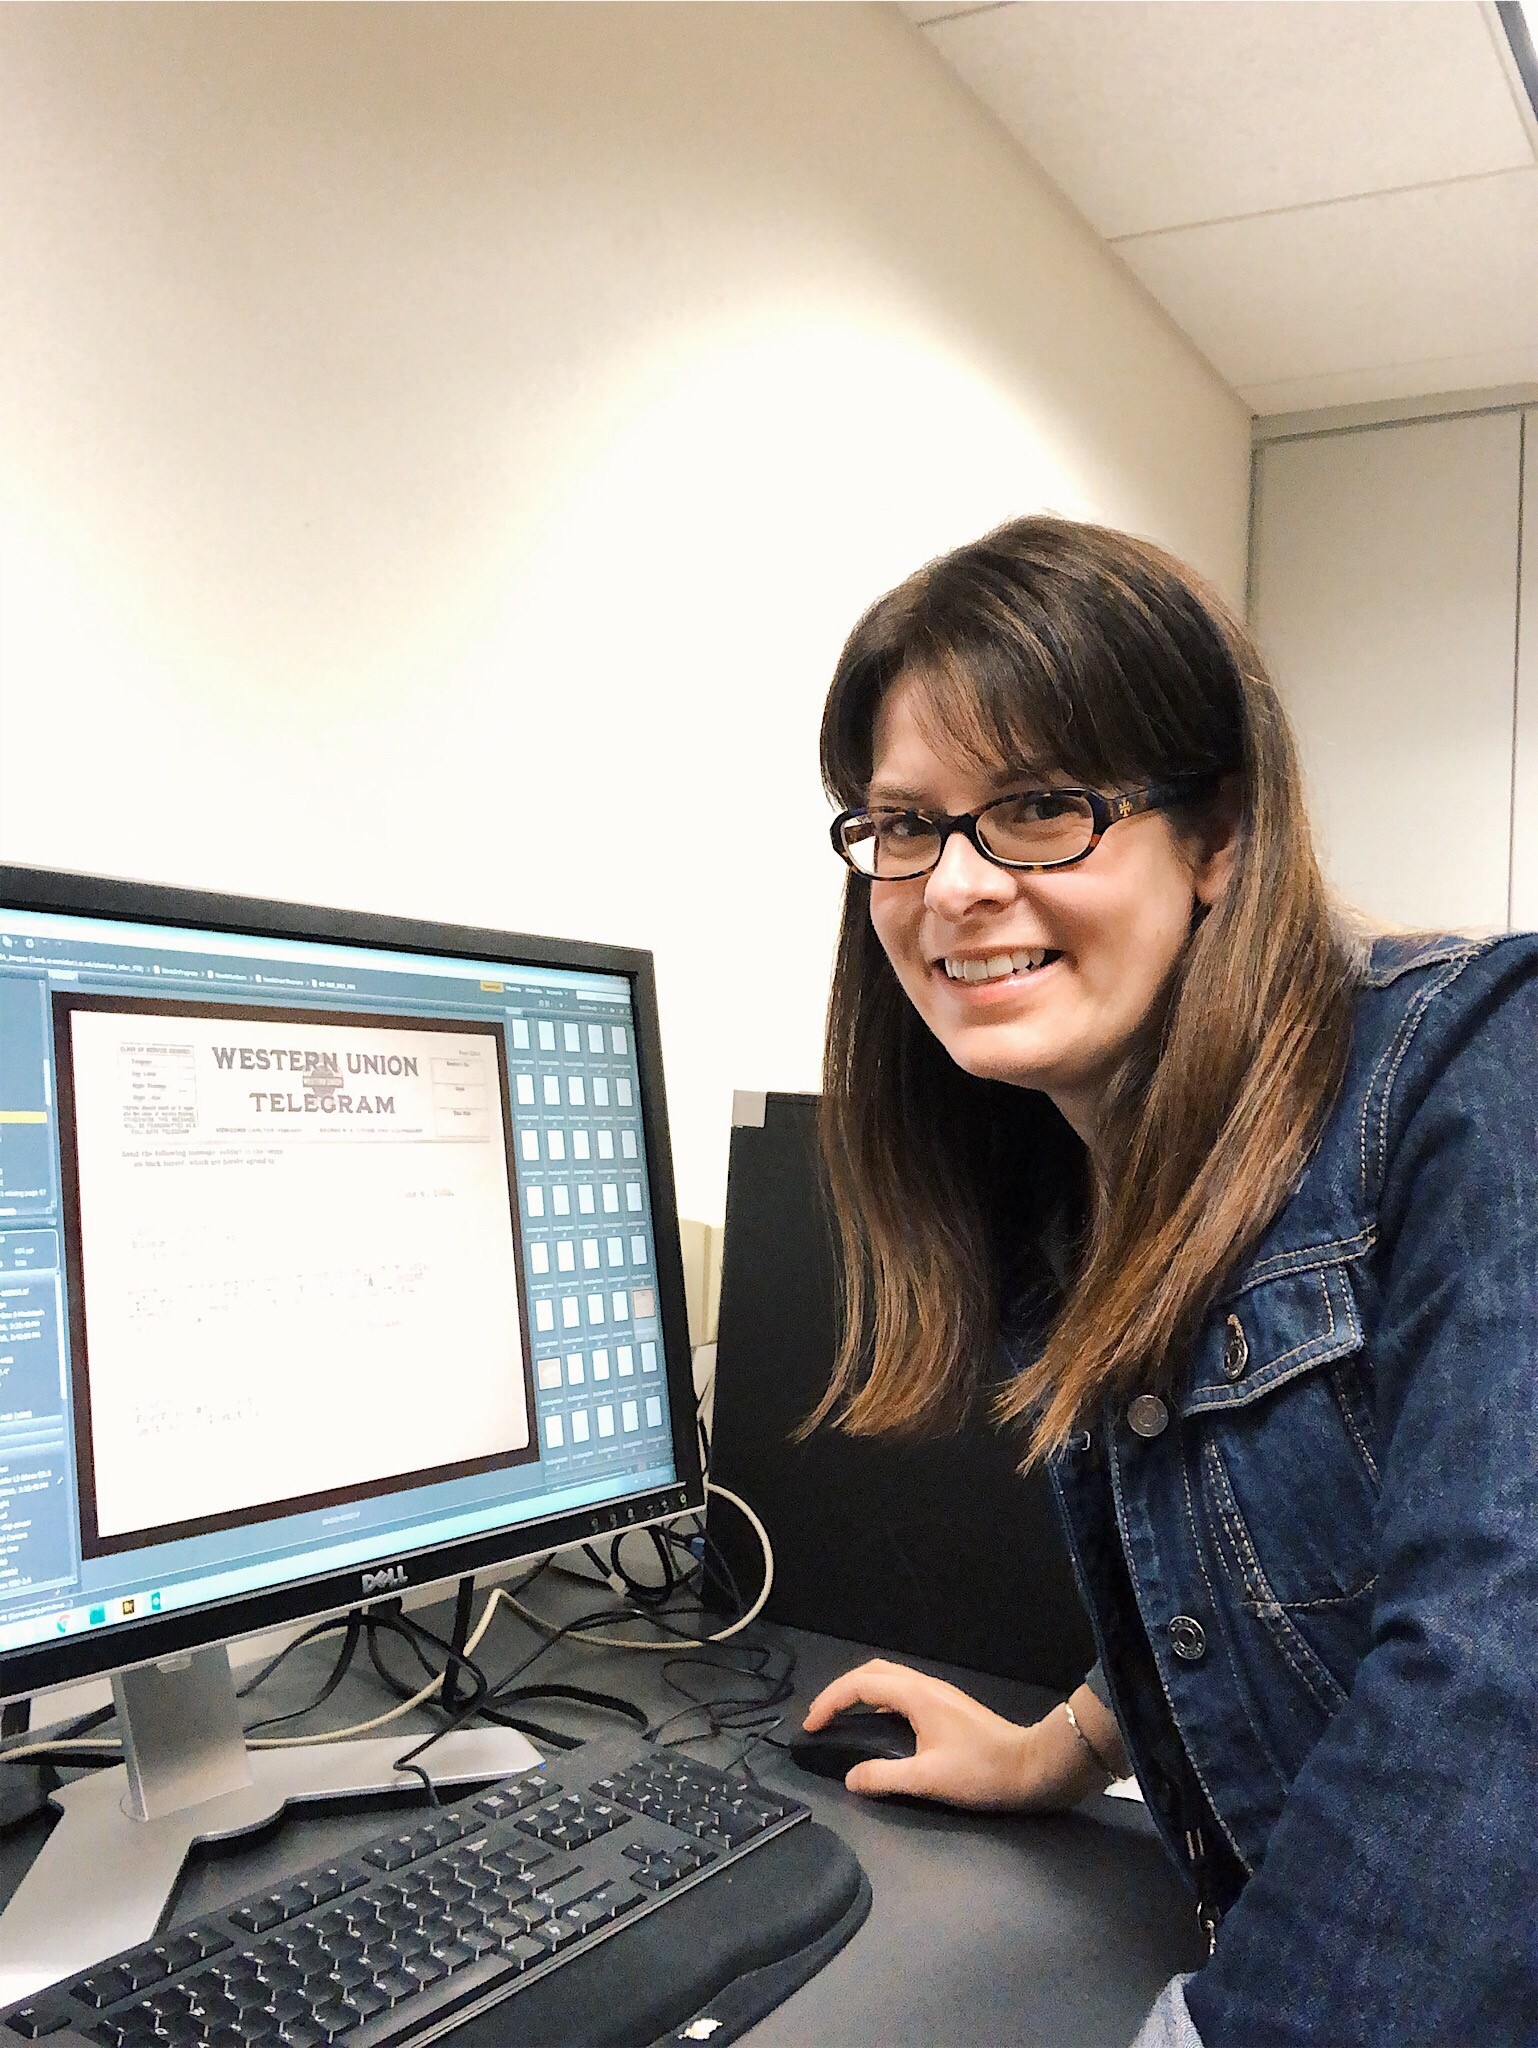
left=0, top=865, right=703, bottom=1996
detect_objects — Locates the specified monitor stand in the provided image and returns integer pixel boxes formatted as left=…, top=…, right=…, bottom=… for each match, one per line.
left=0, top=1644, right=542, bottom=2007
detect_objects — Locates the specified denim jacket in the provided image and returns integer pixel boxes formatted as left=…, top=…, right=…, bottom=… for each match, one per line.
left=1047, top=932, right=1538, bottom=2046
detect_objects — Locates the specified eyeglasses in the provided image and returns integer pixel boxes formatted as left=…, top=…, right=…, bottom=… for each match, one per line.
left=829, top=776, right=1218, bottom=880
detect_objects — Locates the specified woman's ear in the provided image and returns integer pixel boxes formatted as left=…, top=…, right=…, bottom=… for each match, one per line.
left=1191, top=775, right=1242, bottom=909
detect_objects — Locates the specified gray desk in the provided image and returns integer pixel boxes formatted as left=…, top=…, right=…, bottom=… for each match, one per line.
left=0, top=1596, right=1202, bottom=2047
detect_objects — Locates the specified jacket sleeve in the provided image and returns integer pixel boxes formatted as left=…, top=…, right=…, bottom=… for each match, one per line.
left=1184, top=945, right=1538, bottom=2046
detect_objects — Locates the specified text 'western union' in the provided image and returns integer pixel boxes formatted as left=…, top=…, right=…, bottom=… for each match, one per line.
left=212, top=1047, right=420, bottom=1076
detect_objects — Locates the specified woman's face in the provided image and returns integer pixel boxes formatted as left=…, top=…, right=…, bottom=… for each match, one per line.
left=865, top=673, right=1235, bottom=1146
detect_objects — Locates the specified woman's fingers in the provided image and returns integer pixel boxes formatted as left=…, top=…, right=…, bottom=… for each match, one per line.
left=802, top=1658, right=920, bottom=1729
left=843, top=1753, right=939, bottom=1799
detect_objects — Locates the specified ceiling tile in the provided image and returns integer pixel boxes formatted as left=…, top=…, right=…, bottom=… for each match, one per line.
left=920, top=1, right=1536, bottom=238
left=1113, top=168, right=1538, bottom=401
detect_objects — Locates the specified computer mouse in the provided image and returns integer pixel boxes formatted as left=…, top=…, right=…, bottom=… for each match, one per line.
left=788, top=1707, right=919, bottom=1782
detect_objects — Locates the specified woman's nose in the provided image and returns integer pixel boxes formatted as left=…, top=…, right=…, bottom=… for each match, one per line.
left=923, top=827, right=1017, bottom=918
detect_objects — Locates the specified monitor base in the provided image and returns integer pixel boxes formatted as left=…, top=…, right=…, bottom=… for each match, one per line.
left=0, top=1645, right=542, bottom=2006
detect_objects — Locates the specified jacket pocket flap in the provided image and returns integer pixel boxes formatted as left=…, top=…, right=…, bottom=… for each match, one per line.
left=1181, top=1257, right=1363, bottom=1417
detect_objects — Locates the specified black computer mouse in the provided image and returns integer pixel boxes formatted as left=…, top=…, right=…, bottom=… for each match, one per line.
left=788, top=1707, right=919, bottom=1782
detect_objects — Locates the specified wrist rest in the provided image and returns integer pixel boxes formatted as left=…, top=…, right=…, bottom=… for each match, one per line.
left=441, top=1818, right=870, bottom=2048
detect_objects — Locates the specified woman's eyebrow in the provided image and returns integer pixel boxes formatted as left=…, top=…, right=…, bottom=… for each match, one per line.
left=864, top=768, right=1054, bottom=806
left=863, top=782, right=930, bottom=807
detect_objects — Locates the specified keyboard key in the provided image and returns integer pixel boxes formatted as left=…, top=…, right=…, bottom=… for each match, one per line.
left=493, top=1935, right=548, bottom=1974
left=7, top=2005, right=70, bottom=2038
left=232, top=1898, right=289, bottom=1935
left=490, top=1905, right=545, bottom=1941
left=584, top=1880, right=645, bottom=1923
left=160, top=1932, right=215, bottom=1973
left=486, top=1843, right=552, bottom=1880
left=275, top=2022, right=325, bottom=2048
left=308, top=2002, right=359, bottom=2041
left=119, top=1953, right=171, bottom=1993
left=529, top=1913, right=585, bottom=1954
left=474, top=1778, right=550, bottom=1819
left=361, top=1840, right=416, bottom=1873
left=74, top=1968, right=134, bottom=2011
left=344, top=1985, right=388, bottom=2022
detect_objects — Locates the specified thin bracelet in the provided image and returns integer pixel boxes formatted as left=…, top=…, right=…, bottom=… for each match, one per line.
left=1061, top=1698, right=1118, bottom=1777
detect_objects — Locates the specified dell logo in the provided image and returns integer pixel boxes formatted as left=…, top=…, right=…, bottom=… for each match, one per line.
left=361, top=1565, right=409, bottom=1595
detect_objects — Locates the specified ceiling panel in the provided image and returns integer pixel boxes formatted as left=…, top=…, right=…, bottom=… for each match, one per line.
left=918, top=2, right=1534, bottom=238
left=1116, top=167, right=1538, bottom=402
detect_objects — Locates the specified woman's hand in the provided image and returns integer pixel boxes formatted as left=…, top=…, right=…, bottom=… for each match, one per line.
left=801, top=1657, right=1118, bottom=1810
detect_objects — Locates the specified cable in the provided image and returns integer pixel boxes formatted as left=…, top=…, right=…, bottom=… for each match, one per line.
left=0, top=1499, right=769, bottom=1767
left=242, top=1615, right=363, bottom=1736
left=503, top=1484, right=773, bottom=1650
left=2, top=1578, right=537, bottom=1769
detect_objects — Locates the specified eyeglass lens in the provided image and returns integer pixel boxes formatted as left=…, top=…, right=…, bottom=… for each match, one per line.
left=842, top=792, right=1097, bottom=877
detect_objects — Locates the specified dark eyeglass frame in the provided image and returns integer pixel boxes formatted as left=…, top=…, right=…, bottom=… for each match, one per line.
left=829, top=774, right=1222, bottom=880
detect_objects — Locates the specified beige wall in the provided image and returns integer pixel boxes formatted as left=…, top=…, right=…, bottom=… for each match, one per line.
left=0, top=2, right=1250, bottom=1223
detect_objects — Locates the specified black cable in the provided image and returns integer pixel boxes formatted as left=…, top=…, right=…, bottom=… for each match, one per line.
left=498, top=1684, right=649, bottom=1734
left=390, top=1598, right=668, bottom=1779
left=440, top=1577, right=476, bottom=1715
left=607, top=1528, right=677, bottom=1607
left=365, top=1611, right=444, bottom=1702
left=647, top=1637, right=796, bottom=1750
left=242, top=1615, right=363, bottom=1736
left=236, top=1612, right=362, bottom=1702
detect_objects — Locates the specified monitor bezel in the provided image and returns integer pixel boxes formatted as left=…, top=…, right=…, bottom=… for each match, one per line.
left=0, top=863, right=705, bottom=1706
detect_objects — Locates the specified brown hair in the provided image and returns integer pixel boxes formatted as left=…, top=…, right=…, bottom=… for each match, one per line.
left=809, top=516, right=1363, bottom=1464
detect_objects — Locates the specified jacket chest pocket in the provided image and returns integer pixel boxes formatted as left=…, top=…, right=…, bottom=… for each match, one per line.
left=1182, top=1258, right=1381, bottom=1617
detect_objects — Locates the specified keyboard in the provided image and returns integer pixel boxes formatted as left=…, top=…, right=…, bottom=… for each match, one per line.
left=0, top=1740, right=810, bottom=2047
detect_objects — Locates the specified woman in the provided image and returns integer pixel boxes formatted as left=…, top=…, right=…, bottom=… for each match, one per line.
left=799, top=517, right=1536, bottom=2047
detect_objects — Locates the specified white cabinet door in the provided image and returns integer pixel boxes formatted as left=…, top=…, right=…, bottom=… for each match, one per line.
left=1250, top=413, right=1522, bottom=933
left=1511, top=414, right=1538, bottom=933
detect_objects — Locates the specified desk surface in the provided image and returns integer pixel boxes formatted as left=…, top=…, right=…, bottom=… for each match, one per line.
left=0, top=1590, right=1203, bottom=2047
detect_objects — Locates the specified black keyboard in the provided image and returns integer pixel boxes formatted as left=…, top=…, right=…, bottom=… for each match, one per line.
left=0, top=1742, right=810, bottom=2047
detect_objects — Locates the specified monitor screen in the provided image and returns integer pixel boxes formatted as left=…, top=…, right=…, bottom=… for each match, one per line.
left=0, top=869, right=700, bottom=1700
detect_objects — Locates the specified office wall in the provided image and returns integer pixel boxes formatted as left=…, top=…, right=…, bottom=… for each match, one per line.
left=0, top=2, right=1251, bottom=1225
left=1250, top=402, right=1532, bottom=934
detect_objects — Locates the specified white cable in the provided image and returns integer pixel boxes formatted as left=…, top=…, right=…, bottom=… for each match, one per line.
left=503, top=1483, right=773, bottom=1651
left=0, top=1740, right=123, bottom=1767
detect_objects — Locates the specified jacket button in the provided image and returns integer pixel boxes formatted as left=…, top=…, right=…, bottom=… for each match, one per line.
left=1127, top=1394, right=1169, bottom=1439
left=1169, top=1615, right=1207, bottom=1662
left=1222, top=1315, right=1249, bottom=1382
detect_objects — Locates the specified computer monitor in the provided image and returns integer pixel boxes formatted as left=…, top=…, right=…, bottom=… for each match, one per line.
left=0, top=865, right=702, bottom=1994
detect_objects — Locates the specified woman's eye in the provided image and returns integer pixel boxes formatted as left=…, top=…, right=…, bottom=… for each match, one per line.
left=1001, top=792, right=1074, bottom=823
left=878, top=812, right=930, bottom=842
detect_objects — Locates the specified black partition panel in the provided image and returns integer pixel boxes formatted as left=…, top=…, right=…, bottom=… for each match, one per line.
left=706, top=1093, right=1095, bottom=1692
